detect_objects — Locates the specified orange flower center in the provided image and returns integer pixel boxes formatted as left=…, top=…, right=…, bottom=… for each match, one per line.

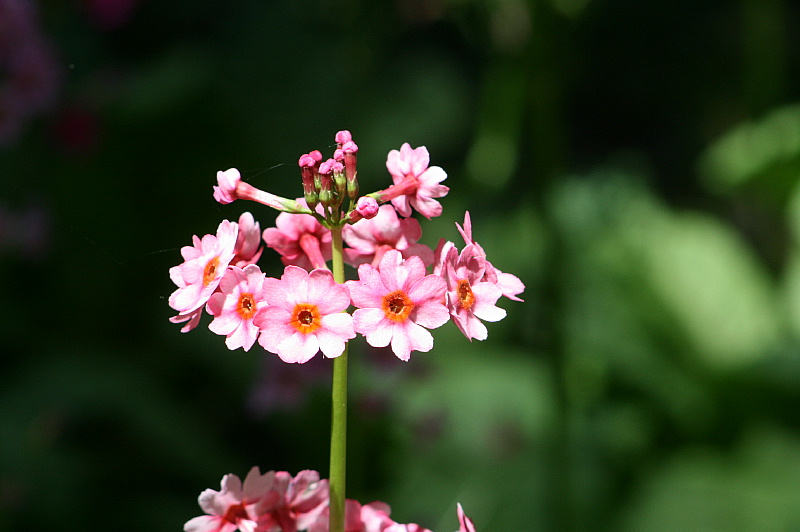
left=382, top=290, right=414, bottom=322
left=237, top=292, right=257, bottom=320
left=203, top=256, right=220, bottom=286
left=291, top=303, right=322, bottom=334
left=457, top=279, right=475, bottom=311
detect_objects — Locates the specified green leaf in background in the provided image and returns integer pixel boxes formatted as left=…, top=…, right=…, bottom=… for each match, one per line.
left=618, top=426, right=800, bottom=532
left=699, top=103, right=800, bottom=195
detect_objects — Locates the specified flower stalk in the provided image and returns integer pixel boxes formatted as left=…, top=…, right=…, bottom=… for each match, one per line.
left=329, top=225, right=348, bottom=532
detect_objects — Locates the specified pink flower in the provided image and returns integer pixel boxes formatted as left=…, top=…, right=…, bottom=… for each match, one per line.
left=258, top=470, right=330, bottom=532
left=207, top=265, right=268, bottom=351
left=348, top=250, right=449, bottom=361
left=253, top=266, right=355, bottom=363
left=455, top=212, right=525, bottom=302
left=441, top=244, right=506, bottom=341
left=263, top=200, right=332, bottom=271
left=184, top=467, right=275, bottom=532
left=383, top=143, right=449, bottom=219
left=343, top=204, right=434, bottom=268
left=457, top=503, right=476, bottom=532
left=232, top=212, right=263, bottom=268
left=169, top=219, right=238, bottom=315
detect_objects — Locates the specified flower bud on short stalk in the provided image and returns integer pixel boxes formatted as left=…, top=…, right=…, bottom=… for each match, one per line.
left=318, top=158, right=337, bottom=210
left=214, top=168, right=307, bottom=213
left=342, top=140, right=359, bottom=201
left=299, top=153, right=320, bottom=211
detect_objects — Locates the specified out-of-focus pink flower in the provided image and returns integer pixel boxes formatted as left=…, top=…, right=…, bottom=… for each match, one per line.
left=258, top=470, right=329, bottom=532
left=385, top=524, right=431, bottom=532
left=184, top=467, right=275, bottom=532
left=207, top=265, right=267, bottom=351
left=457, top=503, right=476, bottom=532
left=232, top=212, right=263, bottom=268
left=455, top=212, right=525, bottom=302
left=263, top=200, right=331, bottom=271
left=348, top=250, right=449, bottom=362
left=247, top=354, right=331, bottom=416
left=169, top=219, right=238, bottom=315
left=441, top=244, right=506, bottom=341
left=0, top=0, right=61, bottom=146
left=308, top=499, right=395, bottom=532
left=343, top=204, right=433, bottom=268
left=254, top=266, right=354, bottom=363
left=84, top=0, right=138, bottom=30
left=382, top=143, right=449, bottom=219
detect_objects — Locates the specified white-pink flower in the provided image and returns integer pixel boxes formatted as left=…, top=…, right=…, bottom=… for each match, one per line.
left=384, top=143, right=449, bottom=219
left=253, top=266, right=355, bottom=363
left=207, top=265, right=268, bottom=351
left=263, top=200, right=332, bottom=271
left=441, top=244, right=506, bottom=341
left=343, top=204, right=434, bottom=268
left=348, top=249, right=449, bottom=362
left=184, top=467, right=275, bottom=532
left=169, top=219, right=238, bottom=315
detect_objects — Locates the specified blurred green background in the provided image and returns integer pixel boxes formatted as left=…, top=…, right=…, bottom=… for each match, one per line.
left=3, top=0, right=800, bottom=530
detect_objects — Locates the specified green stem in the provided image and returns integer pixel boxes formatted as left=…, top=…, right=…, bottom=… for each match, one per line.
left=329, top=226, right=348, bottom=532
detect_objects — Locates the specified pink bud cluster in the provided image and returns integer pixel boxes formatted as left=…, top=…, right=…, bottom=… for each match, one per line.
left=184, top=468, right=477, bottom=532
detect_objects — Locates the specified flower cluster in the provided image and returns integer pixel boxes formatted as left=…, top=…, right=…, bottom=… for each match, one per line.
left=168, top=131, right=524, bottom=362
left=185, top=468, right=476, bottom=532
left=169, top=131, right=524, bottom=531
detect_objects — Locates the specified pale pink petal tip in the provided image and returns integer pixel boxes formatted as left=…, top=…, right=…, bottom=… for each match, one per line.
left=214, top=168, right=241, bottom=204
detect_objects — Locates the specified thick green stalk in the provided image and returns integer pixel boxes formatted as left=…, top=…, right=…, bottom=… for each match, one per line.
left=329, top=226, right=348, bottom=532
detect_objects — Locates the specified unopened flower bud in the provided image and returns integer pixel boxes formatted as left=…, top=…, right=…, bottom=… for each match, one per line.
left=318, top=158, right=336, bottom=208
left=335, top=130, right=352, bottom=147
left=355, top=196, right=379, bottom=220
left=342, top=140, right=359, bottom=200
left=298, top=153, right=319, bottom=210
